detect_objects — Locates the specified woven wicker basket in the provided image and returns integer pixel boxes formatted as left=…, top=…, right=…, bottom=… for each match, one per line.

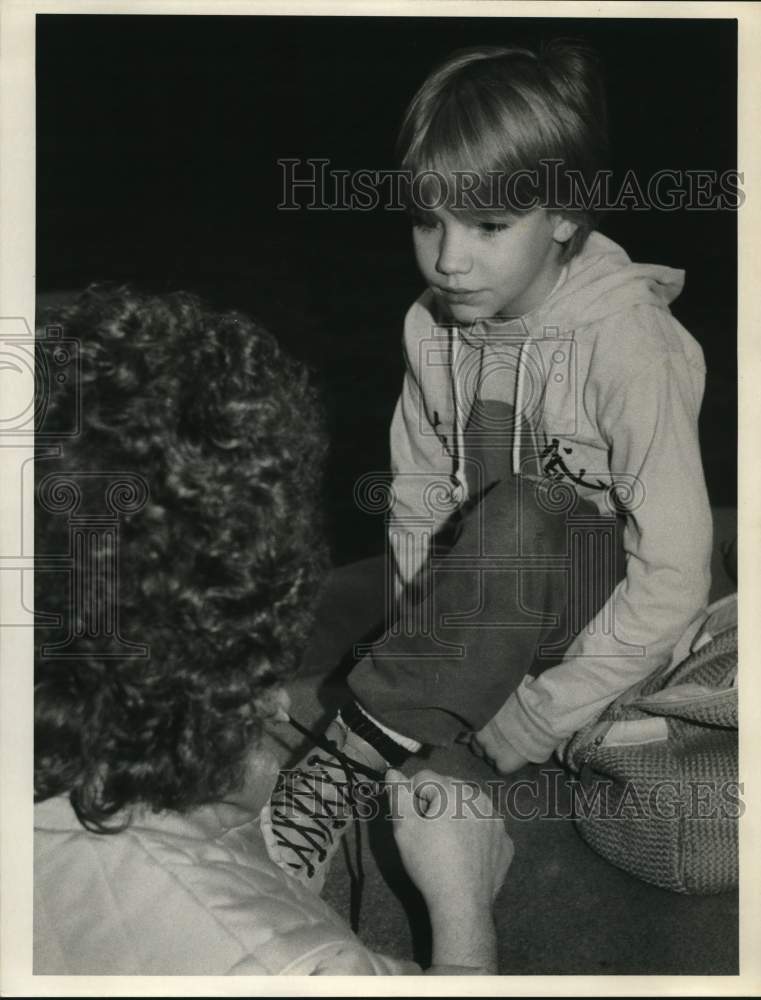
left=565, top=602, right=738, bottom=895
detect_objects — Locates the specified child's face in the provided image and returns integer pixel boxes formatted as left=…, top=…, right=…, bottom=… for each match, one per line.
left=412, top=207, right=571, bottom=322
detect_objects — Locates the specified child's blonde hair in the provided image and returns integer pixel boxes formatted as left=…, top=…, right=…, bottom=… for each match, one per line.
left=398, top=40, right=609, bottom=260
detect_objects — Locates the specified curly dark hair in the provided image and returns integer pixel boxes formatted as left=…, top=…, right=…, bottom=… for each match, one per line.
left=34, top=286, right=329, bottom=830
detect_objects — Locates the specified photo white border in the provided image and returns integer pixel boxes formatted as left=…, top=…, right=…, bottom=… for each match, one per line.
left=2, top=1, right=759, bottom=995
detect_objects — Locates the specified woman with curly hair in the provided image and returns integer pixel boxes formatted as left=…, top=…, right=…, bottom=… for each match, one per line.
left=33, top=286, right=512, bottom=976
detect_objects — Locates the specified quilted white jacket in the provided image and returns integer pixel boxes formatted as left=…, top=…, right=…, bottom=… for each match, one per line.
left=34, top=795, right=419, bottom=976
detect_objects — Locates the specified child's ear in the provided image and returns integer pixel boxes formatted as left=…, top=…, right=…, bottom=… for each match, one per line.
left=552, top=216, right=578, bottom=245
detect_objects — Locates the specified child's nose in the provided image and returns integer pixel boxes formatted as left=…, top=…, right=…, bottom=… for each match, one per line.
left=436, top=228, right=472, bottom=276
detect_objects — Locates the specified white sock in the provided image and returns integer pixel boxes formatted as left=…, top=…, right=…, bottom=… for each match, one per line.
left=353, top=703, right=422, bottom=754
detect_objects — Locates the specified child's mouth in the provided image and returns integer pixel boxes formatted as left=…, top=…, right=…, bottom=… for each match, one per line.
left=435, top=286, right=482, bottom=303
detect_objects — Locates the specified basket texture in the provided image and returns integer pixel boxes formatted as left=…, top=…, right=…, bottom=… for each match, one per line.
left=565, top=621, right=738, bottom=894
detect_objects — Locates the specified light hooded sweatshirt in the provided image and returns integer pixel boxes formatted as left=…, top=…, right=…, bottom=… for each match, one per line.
left=388, top=230, right=713, bottom=762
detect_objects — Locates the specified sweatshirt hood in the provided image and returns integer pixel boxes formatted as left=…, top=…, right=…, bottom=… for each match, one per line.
left=527, top=230, right=685, bottom=335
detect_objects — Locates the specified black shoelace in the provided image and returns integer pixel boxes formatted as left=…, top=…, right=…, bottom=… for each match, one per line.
left=267, top=716, right=388, bottom=931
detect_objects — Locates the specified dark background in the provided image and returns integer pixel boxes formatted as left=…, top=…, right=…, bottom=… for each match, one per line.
left=36, top=14, right=738, bottom=566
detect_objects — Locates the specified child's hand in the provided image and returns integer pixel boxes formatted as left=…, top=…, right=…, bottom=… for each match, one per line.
left=472, top=720, right=530, bottom=775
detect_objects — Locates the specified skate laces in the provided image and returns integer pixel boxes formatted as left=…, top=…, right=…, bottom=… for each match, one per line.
left=287, top=715, right=387, bottom=784
left=267, top=716, right=385, bottom=881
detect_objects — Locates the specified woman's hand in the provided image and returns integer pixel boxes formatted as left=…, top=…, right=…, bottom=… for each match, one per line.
left=386, top=768, right=514, bottom=972
left=386, top=768, right=513, bottom=907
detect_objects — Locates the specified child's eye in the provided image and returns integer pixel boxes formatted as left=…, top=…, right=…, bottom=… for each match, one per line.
left=477, top=221, right=510, bottom=236
left=411, top=213, right=438, bottom=232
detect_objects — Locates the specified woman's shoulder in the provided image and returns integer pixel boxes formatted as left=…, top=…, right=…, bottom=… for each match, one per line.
left=34, top=797, right=364, bottom=975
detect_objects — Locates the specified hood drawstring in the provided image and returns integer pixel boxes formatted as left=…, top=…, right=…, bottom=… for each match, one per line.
left=449, top=329, right=488, bottom=503
left=450, top=329, right=469, bottom=504
left=511, top=335, right=545, bottom=479
left=512, top=336, right=527, bottom=477
left=512, top=264, right=570, bottom=476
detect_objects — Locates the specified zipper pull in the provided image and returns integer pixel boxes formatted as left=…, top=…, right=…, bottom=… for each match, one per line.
left=578, top=731, right=607, bottom=786
left=583, top=732, right=605, bottom=765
